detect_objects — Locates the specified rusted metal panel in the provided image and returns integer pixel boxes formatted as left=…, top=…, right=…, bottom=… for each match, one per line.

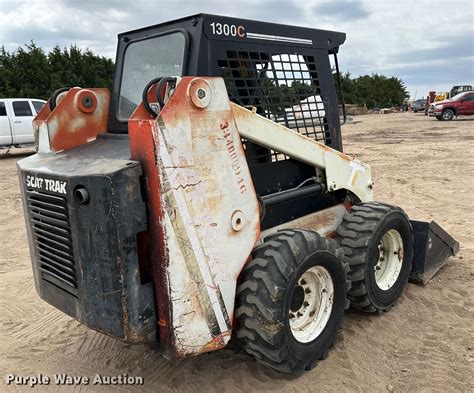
left=34, top=88, right=110, bottom=153
left=128, top=91, right=172, bottom=354
left=129, top=78, right=260, bottom=359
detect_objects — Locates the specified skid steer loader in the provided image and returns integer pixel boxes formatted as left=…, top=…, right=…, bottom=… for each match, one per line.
left=18, top=14, right=459, bottom=374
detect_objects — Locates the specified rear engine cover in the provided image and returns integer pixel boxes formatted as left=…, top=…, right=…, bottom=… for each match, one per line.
left=17, top=135, right=156, bottom=343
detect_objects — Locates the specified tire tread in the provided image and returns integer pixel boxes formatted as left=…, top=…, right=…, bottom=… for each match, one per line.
left=335, top=202, right=411, bottom=313
left=234, top=229, right=350, bottom=374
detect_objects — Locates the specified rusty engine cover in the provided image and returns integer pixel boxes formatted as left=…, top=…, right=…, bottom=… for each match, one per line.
left=129, top=77, right=260, bottom=359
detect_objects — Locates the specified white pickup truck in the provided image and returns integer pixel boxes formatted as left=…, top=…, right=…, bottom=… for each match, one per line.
left=0, top=98, right=46, bottom=148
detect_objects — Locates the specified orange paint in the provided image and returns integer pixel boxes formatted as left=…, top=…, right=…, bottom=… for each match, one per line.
left=33, top=87, right=110, bottom=153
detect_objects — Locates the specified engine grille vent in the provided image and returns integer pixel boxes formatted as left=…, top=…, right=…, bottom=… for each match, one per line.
left=27, top=190, right=78, bottom=297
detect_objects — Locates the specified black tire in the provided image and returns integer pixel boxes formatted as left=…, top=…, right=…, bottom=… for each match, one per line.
left=335, top=202, right=414, bottom=313
left=233, top=229, right=350, bottom=374
left=49, top=87, right=70, bottom=111
left=441, top=108, right=454, bottom=121
left=436, top=115, right=443, bottom=121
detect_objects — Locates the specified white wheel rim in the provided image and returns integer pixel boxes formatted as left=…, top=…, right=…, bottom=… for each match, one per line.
left=289, top=266, right=334, bottom=343
left=374, top=229, right=404, bottom=290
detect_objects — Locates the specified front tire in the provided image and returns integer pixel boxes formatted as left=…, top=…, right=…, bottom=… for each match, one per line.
left=441, top=108, right=454, bottom=121
left=234, top=229, right=350, bottom=374
left=335, top=202, right=414, bottom=313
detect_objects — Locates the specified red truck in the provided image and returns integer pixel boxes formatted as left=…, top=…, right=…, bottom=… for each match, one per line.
left=429, top=91, right=474, bottom=120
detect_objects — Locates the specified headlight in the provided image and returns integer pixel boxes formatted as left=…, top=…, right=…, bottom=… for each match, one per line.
left=435, top=104, right=443, bottom=109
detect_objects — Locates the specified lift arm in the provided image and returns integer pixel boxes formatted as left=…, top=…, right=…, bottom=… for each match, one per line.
left=231, top=103, right=374, bottom=202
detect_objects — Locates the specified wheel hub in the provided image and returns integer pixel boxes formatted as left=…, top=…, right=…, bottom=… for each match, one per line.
left=289, top=266, right=334, bottom=343
left=374, top=229, right=404, bottom=290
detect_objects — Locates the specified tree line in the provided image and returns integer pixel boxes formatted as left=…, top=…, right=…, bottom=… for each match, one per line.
left=335, top=72, right=409, bottom=109
left=0, top=42, right=114, bottom=100
left=1, top=43, right=409, bottom=109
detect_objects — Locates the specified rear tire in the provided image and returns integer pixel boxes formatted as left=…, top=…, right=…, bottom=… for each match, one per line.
left=234, top=229, right=350, bottom=374
left=335, top=202, right=414, bottom=313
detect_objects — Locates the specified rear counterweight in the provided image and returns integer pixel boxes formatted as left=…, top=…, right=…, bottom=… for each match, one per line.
left=17, top=134, right=157, bottom=344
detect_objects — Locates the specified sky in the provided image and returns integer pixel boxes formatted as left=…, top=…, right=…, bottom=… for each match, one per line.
left=1, top=0, right=473, bottom=99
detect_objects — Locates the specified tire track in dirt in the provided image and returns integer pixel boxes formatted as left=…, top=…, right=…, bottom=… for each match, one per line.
left=11, top=310, right=64, bottom=341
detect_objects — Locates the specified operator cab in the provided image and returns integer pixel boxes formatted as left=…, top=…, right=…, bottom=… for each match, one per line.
left=110, top=14, right=347, bottom=228
left=110, top=14, right=345, bottom=143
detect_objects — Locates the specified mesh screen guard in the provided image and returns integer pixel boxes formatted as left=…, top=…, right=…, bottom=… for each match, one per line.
left=218, top=50, right=331, bottom=165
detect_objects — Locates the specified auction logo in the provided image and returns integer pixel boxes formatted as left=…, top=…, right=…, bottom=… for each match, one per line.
left=5, top=373, right=144, bottom=387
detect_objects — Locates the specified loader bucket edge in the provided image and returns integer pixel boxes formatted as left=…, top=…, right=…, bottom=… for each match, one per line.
left=409, top=220, right=460, bottom=285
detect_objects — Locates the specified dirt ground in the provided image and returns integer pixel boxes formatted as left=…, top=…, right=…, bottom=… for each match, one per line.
left=1, top=112, right=473, bottom=392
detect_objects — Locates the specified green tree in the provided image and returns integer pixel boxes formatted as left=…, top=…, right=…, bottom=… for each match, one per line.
left=0, top=47, right=15, bottom=97
left=334, top=72, right=409, bottom=108
left=0, top=42, right=114, bottom=100
left=0, top=42, right=51, bottom=99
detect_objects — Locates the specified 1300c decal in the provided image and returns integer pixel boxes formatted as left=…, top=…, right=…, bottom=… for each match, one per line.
left=210, top=22, right=245, bottom=38
left=26, top=174, right=67, bottom=194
